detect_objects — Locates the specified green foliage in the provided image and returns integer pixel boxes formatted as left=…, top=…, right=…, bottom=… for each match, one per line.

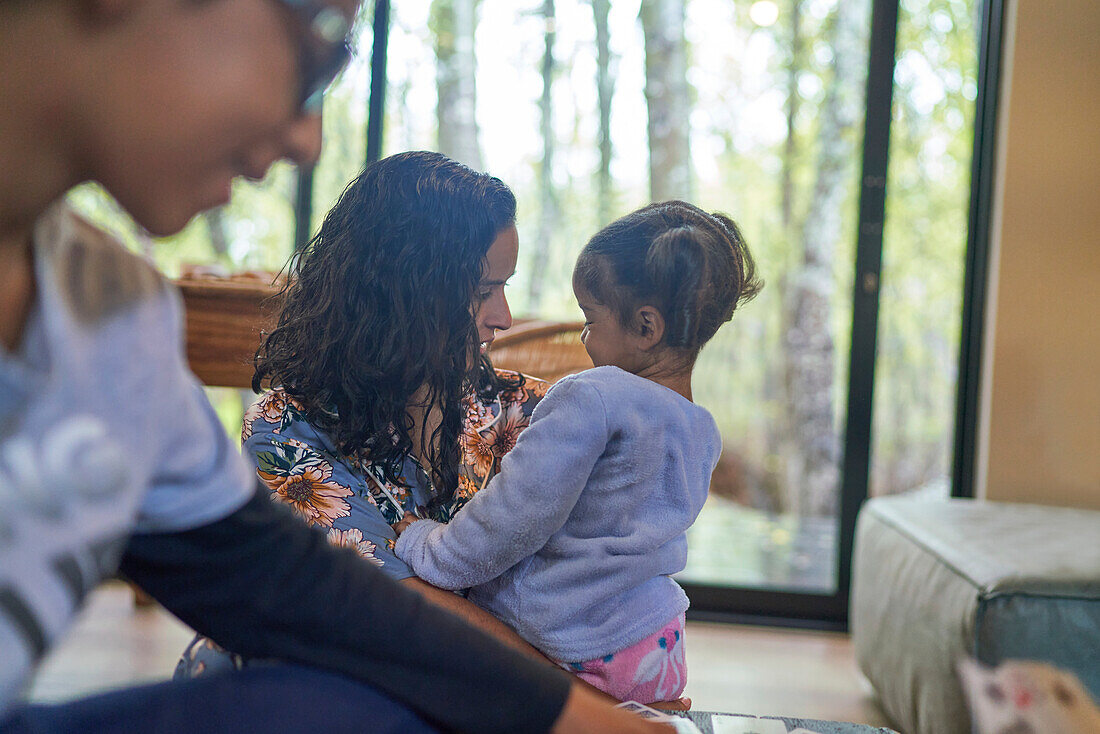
left=205, top=387, right=252, bottom=442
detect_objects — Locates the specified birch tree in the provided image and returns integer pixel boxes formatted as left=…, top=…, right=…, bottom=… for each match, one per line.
left=781, top=0, right=804, bottom=232
left=782, top=0, right=866, bottom=517
left=592, top=0, right=614, bottom=225
left=526, top=0, right=558, bottom=311
left=432, top=0, right=482, bottom=169
left=640, top=0, right=691, bottom=202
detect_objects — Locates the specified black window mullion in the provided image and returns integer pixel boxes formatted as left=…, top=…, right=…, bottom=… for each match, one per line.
left=366, top=0, right=391, bottom=165
left=951, top=0, right=1007, bottom=499
left=293, top=166, right=315, bottom=252
left=833, top=0, right=900, bottom=619
left=293, top=0, right=391, bottom=251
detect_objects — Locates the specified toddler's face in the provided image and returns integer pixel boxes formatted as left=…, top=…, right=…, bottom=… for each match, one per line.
left=572, top=280, right=637, bottom=371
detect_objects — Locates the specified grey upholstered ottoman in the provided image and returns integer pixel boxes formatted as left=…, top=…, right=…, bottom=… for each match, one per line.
left=850, top=496, right=1100, bottom=734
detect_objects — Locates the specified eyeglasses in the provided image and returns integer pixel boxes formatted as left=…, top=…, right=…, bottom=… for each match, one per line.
left=272, top=0, right=355, bottom=114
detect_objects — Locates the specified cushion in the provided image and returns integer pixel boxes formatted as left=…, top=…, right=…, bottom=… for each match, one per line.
left=850, top=496, right=1100, bottom=734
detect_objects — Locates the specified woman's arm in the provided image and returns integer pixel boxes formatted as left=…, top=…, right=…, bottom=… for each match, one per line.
left=402, top=577, right=692, bottom=711
left=124, top=487, right=680, bottom=732
left=121, top=486, right=573, bottom=734
left=553, top=686, right=677, bottom=734
left=399, top=577, right=552, bottom=662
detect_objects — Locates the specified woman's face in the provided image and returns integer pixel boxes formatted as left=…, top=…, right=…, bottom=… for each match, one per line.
left=473, top=224, right=519, bottom=350
left=80, top=0, right=358, bottom=236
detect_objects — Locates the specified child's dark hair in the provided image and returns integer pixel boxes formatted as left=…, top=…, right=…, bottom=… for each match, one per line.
left=574, top=200, right=762, bottom=353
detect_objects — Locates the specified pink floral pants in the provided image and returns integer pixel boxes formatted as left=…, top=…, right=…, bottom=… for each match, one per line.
left=557, top=614, right=687, bottom=703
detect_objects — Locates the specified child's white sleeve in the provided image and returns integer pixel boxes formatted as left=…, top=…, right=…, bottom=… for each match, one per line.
left=394, top=377, right=608, bottom=590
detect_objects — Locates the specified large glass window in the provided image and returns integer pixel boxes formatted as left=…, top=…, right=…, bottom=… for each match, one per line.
left=872, top=0, right=979, bottom=500
left=380, top=0, right=980, bottom=600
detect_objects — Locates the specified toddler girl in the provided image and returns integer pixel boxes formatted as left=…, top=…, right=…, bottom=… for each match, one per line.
left=393, top=200, right=762, bottom=703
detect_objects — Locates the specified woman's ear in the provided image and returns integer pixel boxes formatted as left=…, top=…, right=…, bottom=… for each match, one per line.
left=634, top=305, right=666, bottom=351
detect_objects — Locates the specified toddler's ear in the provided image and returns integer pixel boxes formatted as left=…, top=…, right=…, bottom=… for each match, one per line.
left=634, top=305, right=666, bottom=350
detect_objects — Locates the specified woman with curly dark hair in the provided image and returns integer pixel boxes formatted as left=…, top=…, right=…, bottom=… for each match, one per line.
left=254, top=149, right=529, bottom=517
left=177, top=150, right=557, bottom=677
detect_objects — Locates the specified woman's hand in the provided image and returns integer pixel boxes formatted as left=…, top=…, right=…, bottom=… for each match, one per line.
left=391, top=513, right=420, bottom=535
left=648, top=697, right=692, bottom=712
left=551, top=682, right=679, bottom=733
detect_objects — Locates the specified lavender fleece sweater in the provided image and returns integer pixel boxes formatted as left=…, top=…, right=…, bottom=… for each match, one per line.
left=394, top=366, right=721, bottom=662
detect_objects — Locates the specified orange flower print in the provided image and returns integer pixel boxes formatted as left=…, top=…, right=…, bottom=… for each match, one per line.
left=455, top=472, right=480, bottom=501
left=262, top=463, right=352, bottom=527
left=462, top=394, right=492, bottom=429
left=526, top=379, right=549, bottom=399
left=241, top=407, right=261, bottom=442
left=498, top=386, right=524, bottom=405
left=461, top=425, right=496, bottom=477
left=494, top=368, right=522, bottom=383
left=258, top=390, right=289, bottom=422
left=327, top=527, right=384, bottom=567
left=495, top=371, right=548, bottom=404
left=390, top=483, right=411, bottom=507
left=241, top=390, right=289, bottom=441
left=486, top=404, right=530, bottom=457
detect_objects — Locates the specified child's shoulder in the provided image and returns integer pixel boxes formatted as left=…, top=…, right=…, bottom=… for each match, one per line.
left=556, top=367, right=715, bottom=426
left=557, top=365, right=627, bottom=385
left=547, top=366, right=661, bottom=409
left=549, top=365, right=622, bottom=394
left=556, top=365, right=665, bottom=394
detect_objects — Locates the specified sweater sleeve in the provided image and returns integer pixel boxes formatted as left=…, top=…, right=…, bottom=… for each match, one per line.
left=120, top=486, right=570, bottom=734
left=394, top=376, right=608, bottom=590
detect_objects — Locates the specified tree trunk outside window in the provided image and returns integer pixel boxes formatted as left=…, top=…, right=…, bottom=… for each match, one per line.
left=781, top=0, right=865, bottom=518
left=640, top=0, right=692, bottom=203
left=433, top=0, right=483, bottom=169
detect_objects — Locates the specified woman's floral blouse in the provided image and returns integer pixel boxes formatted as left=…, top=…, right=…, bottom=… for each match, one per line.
left=175, top=370, right=548, bottom=678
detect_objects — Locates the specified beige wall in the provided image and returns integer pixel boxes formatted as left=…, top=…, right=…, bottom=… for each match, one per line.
left=980, top=0, right=1100, bottom=508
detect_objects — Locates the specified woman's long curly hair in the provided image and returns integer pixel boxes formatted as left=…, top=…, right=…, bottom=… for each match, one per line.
left=254, top=151, right=522, bottom=510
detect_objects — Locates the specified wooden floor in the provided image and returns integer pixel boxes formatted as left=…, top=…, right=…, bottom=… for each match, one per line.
left=28, top=582, right=893, bottom=728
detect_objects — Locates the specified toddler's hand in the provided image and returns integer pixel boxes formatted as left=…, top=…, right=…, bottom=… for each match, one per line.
left=391, top=513, right=420, bottom=536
